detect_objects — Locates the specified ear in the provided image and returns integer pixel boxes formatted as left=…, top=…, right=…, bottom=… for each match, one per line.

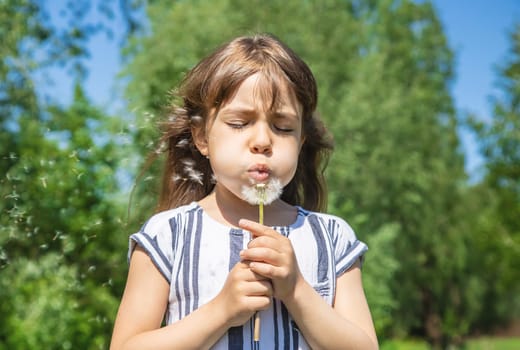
left=191, top=125, right=208, bottom=156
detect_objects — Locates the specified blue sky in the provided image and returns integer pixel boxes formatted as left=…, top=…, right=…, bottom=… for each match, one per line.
left=47, top=1, right=520, bottom=181
left=431, top=0, right=520, bottom=180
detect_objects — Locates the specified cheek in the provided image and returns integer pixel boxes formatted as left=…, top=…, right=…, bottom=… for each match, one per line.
left=208, top=133, right=240, bottom=161
left=207, top=138, right=242, bottom=176
left=278, top=141, right=302, bottom=183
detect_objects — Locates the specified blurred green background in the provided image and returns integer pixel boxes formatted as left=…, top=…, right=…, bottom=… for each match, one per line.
left=1, top=0, right=518, bottom=349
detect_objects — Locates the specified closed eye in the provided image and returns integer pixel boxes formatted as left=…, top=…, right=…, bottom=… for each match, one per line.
left=274, top=125, right=294, bottom=133
left=226, top=121, right=248, bottom=129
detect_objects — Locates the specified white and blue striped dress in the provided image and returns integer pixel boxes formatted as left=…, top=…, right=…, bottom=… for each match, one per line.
left=129, top=202, right=368, bottom=350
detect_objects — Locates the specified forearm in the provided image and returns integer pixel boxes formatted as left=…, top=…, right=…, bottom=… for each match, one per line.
left=118, top=299, right=229, bottom=350
left=283, top=279, right=378, bottom=350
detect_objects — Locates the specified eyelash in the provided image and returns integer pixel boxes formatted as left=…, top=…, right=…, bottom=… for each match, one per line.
left=226, top=122, right=293, bottom=133
left=227, top=122, right=247, bottom=130
left=275, top=126, right=294, bottom=133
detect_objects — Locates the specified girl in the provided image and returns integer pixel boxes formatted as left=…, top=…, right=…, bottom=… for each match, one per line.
left=110, top=33, right=378, bottom=350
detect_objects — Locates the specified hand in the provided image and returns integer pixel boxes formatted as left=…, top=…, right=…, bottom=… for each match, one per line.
left=238, top=219, right=304, bottom=302
left=213, top=260, right=273, bottom=328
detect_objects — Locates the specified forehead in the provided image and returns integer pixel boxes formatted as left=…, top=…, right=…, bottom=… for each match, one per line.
left=221, top=73, right=302, bottom=116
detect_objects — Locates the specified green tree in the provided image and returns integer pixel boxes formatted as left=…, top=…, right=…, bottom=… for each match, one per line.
left=0, top=1, right=137, bottom=347
left=468, top=22, right=520, bottom=331
left=326, top=2, right=478, bottom=346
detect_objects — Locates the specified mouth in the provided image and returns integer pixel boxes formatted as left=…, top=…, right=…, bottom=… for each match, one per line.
left=247, top=164, right=271, bottom=182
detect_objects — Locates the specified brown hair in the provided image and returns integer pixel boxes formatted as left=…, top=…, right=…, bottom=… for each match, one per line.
left=154, top=33, right=333, bottom=212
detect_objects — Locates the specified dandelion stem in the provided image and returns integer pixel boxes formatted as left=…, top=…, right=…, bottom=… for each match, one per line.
left=254, top=184, right=266, bottom=344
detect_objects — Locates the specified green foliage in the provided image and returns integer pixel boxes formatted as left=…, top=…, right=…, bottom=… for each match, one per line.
left=467, top=23, right=520, bottom=331
left=0, top=253, right=117, bottom=349
left=0, top=84, right=127, bottom=347
left=362, top=223, right=400, bottom=337
left=0, top=1, right=134, bottom=347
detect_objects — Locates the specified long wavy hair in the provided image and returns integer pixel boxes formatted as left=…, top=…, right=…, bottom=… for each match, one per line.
left=152, top=33, right=333, bottom=212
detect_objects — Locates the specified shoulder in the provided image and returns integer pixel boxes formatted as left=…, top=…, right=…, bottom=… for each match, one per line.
left=128, top=202, right=202, bottom=282
left=140, top=202, right=201, bottom=234
left=297, top=207, right=356, bottom=239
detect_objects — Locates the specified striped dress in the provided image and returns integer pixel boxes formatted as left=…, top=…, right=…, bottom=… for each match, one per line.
left=129, top=202, right=368, bottom=350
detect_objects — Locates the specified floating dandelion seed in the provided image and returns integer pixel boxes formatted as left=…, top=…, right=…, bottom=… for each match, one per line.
left=175, top=138, right=190, bottom=148
left=187, top=169, right=203, bottom=185
left=5, top=190, right=20, bottom=200
left=53, top=230, right=62, bottom=241
left=102, top=279, right=113, bottom=287
left=181, top=158, right=195, bottom=167
left=181, top=158, right=203, bottom=185
left=172, top=174, right=183, bottom=183
left=40, top=176, right=47, bottom=188
left=155, top=141, right=167, bottom=154
left=7, top=205, right=26, bottom=219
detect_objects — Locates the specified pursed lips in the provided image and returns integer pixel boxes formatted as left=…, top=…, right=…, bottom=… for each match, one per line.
left=247, top=164, right=271, bottom=182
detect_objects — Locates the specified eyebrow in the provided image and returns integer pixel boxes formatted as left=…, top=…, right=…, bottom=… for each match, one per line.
left=220, top=107, right=300, bottom=121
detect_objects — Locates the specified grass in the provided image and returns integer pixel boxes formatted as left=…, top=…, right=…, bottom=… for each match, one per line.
left=466, top=337, right=520, bottom=350
left=380, top=337, right=520, bottom=350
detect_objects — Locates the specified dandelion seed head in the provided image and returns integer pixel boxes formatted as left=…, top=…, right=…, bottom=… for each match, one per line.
left=241, top=178, right=283, bottom=205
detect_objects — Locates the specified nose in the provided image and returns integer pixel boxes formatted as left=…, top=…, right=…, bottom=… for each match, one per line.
left=250, top=122, right=272, bottom=155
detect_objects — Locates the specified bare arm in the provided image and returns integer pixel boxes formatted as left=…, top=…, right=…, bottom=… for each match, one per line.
left=283, top=260, right=378, bottom=349
left=110, top=246, right=272, bottom=350
left=239, top=219, right=378, bottom=350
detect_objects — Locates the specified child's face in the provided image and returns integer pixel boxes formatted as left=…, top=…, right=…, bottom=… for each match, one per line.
left=198, top=73, right=303, bottom=204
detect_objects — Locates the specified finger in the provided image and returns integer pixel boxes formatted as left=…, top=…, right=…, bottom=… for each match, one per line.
left=236, top=260, right=274, bottom=281
left=247, top=235, right=280, bottom=250
left=247, top=280, right=273, bottom=297
left=241, top=247, right=279, bottom=265
left=248, top=261, right=279, bottom=279
left=248, top=295, right=272, bottom=311
left=238, top=219, right=277, bottom=238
